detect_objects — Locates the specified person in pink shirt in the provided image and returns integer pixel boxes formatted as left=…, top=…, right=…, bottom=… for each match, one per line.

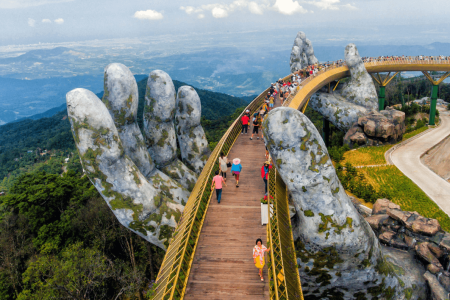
left=211, top=170, right=227, bottom=203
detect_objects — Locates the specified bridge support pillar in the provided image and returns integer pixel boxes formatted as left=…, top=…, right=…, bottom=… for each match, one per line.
left=378, top=86, right=386, bottom=111
left=370, top=72, right=399, bottom=112
left=429, top=84, right=438, bottom=126
left=322, top=118, right=330, bottom=147
left=422, top=71, right=450, bottom=126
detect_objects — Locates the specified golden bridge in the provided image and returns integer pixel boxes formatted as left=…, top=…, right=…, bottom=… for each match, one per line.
left=151, top=58, right=450, bottom=300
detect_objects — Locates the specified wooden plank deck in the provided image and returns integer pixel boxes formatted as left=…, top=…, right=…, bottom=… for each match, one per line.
left=184, top=110, right=271, bottom=299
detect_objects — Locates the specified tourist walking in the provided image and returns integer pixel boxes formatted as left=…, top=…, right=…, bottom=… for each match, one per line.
left=241, top=113, right=249, bottom=134
left=211, top=170, right=227, bottom=203
left=250, top=116, right=261, bottom=140
left=261, top=161, right=272, bottom=195
left=231, top=158, right=242, bottom=187
left=218, top=152, right=228, bottom=181
left=253, top=238, right=270, bottom=281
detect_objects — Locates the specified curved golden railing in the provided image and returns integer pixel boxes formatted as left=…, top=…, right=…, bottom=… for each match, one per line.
left=284, top=58, right=450, bottom=111
left=152, top=75, right=291, bottom=300
left=266, top=166, right=304, bottom=300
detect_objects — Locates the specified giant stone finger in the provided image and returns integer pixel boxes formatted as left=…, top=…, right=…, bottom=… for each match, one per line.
left=175, top=86, right=210, bottom=174
left=262, top=107, right=406, bottom=297
left=102, top=63, right=155, bottom=178
left=144, top=70, right=198, bottom=191
left=67, top=88, right=185, bottom=250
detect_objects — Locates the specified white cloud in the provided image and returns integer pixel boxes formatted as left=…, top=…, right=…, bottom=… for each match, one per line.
left=42, top=19, right=52, bottom=23
left=342, top=3, right=358, bottom=10
left=273, top=0, right=308, bottom=15
left=180, top=1, right=270, bottom=19
left=180, top=6, right=202, bottom=14
left=1, top=0, right=74, bottom=9
left=307, top=0, right=358, bottom=10
left=54, top=18, right=64, bottom=24
left=134, top=9, right=164, bottom=21
left=308, top=0, right=340, bottom=10
left=248, top=2, right=264, bottom=14
left=28, top=18, right=36, bottom=27
left=212, top=6, right=228, bottom=18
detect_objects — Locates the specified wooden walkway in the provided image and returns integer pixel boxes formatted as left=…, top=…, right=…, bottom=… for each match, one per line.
left=184, top=118, right=270, bottom=299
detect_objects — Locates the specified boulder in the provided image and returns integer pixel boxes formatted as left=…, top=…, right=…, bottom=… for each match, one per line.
left=411, top=217, right=441, bottom=236
left=428, top=243, right=445, bottom=258
left=428, top=264, right=442, bottom=274
left=439, top=233, right=450, bottom=252
left=365, top=214, right=390, bottom=231
left=383, top=246, right=428, bottom=299
left=387, top=209, right=410, bottom=224
left=404, top=235, right=417, bottom=248
left=424, top=271, right=448, bottom=300
left=415, top=242, right=442, bottom=268
left=438, top=273, right=450, bottom=292
left=379, top=230, right=396, bottom=244
left=372, top=199, right=401, bottom=215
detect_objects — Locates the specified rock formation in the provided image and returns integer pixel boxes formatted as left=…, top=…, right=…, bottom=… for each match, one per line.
left=290, top=31, right=318, bottom=73
left=309, top=44, right=378, bottom=132
left=366, top=198, right=450, bottom=298
left=344, top=107, right=406, bottom=147
left=66, top=64, right=209, bottom=250
left=263, top=107, right=419, bottom=298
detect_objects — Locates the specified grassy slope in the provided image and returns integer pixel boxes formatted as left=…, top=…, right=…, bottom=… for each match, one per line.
left=342, top=126, right=430, bottom=166
left=361, top=166, right=450, bottom=231
left=341, top=126, right=450, bottom=231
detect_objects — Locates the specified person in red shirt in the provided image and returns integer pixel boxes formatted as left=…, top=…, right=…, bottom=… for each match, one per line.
left=261, top=161, right=272, bottom=195
left=241, top=113, right=250, bottom=134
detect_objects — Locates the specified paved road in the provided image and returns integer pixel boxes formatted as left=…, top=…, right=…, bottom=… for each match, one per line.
left=391, top=108, right=450, bottom=216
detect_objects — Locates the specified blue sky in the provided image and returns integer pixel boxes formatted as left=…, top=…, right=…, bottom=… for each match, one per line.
left=1, top=0, right=450, bottom=46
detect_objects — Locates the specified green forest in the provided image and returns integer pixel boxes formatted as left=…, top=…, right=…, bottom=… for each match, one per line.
left=0, top=75, right=448, bottom=299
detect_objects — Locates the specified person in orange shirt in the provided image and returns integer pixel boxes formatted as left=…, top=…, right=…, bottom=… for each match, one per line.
left=241, top=113, right=250, bottom=134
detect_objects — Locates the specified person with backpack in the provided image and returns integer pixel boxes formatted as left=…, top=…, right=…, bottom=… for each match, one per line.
left=231, top=158, right=242, bottom=187
left=211, top=170, right=227, bottom=203
left=218, top=152, right=228, bottom=181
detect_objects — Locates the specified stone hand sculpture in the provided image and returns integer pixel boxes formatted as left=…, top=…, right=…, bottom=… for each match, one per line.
left=66, top=63, right=210, bottom=250
left=263, top=107, right=425, bottom=299
left=290, top=31, right=319, bottom=73
left=310, top=43, right=379, bottom=132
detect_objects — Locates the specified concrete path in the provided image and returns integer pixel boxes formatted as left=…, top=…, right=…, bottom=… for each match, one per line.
left=391, top=108, right=450, bottom=216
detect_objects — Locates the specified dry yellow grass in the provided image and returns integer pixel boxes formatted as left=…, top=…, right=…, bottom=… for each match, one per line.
left=342, top=126, right=430, bottom=167
left=342, top=145, right=392, bottom=166
left=346, top=191, right=373, bottom=209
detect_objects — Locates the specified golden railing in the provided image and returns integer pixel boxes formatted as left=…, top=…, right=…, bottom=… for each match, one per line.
left=266, top=166, right=304, bottom=300
left=152, top=75, right=291, bottom=300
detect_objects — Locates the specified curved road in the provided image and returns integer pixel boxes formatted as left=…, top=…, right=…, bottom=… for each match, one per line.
left=391, top=108, right=450, bottom=216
